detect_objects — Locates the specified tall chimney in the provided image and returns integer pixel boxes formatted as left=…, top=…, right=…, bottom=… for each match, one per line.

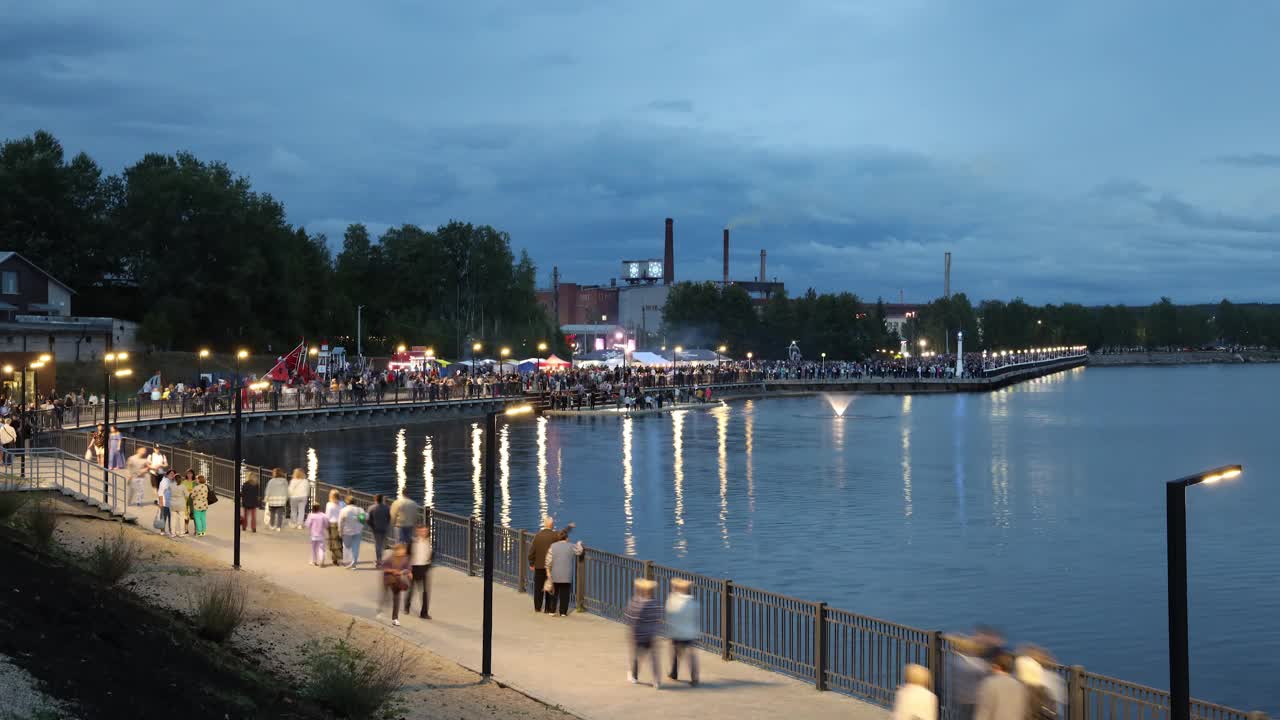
left=944, top=252, right=952, bottom=298
left=722, top=228, right=730, bottom=285
left=760, top=249, right=766, bottom=283
left=663, top=218, right=674, bottom=285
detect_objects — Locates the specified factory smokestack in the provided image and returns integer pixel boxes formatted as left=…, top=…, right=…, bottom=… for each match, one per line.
left=760, top=249, right=766, bottom=283
left=723, top=228, right=730, bottom=285
left=664, top=218, right=674, bottom=285
left=944, top=252, right=951, bottom=298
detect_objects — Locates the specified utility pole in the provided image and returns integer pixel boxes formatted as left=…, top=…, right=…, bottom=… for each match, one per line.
left=552, top=266, right=560, bottom=327
left=356, top=305, right=365, bottom=367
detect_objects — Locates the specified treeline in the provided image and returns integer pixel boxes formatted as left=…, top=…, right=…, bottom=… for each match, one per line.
left=0, top=130, right=559, bottom=357
left=663, top=283, right=1279, bottom=360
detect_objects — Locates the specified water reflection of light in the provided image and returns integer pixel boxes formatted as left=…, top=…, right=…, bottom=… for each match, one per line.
left=470, top=422, right=483, bottom=517
left=902, top=396, right=912, bottom=519
left=499, top=423, right=511, bottom=528
left=744, top=401, right=755, bottom=521
left=395, top=428, right=407, bottom=498
left=953, top=395, right=966, bottom=527
left=306, top=447, right=318, bottom=503
left=622, top=417, right=635, bottom=555
left=672, top=410, right=686, bottom=557
left=715, top=405, right=730, bottom=548
left=536, top=416, right=549, bottom=519
left=422, top=436, right=434, bottom=509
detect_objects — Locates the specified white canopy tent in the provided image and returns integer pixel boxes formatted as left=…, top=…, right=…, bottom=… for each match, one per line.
left=630, top=351, right=672, bottom=366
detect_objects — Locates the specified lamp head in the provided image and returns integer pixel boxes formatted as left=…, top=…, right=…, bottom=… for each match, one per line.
left=2, top=365, right=11, bottom=374
left=537, top=342, right=548, bottom=351
left=104, top=352, right=115, bottom=362
left=38, top=354, right=51, bottom=363
left=500, top=347, right=510, bottom=357
left=472, top=342, right=482, bottom=352
left=199, top=349, right=210, bottom=358
left=1171, top=464, right=1244, bottom=488
left=308, top=347, right=318, bottom=356
left=717, top=345, right=727, bottom=353
left=115, top=368, right=133, bottom=378
left=237, top=350, right=249, bottom=359
left=397, top=344, right=407, bottom=353
left=673, top=346, right=683, bottom=353
left=30, top=361, right=44, bottom=370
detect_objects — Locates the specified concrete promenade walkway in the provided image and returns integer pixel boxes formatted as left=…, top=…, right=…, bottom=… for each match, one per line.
left=134, top=500, right=884, bottom=720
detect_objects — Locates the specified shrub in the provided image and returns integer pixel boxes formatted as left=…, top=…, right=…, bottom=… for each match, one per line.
left=192, top=576, right=247, bottom=642
left=0, top=490, right=27, bottom=524
left=87, top=527, right=141, bottom=585
left=24, top=500, right=59, bottom=550
left=301, top=621, right=410, bottom=718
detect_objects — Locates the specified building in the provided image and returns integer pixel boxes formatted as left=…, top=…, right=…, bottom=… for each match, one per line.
left=617, top=284, right=670, bottom=340
left=0, top=252, right=140, bottom=361
left=0, top=252, right=73, bottom=318
left=882, top=303, right=925, bottom=336
left=535, top=282, right=620, bottom=327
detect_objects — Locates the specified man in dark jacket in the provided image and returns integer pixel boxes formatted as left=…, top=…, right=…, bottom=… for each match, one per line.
left=367, top=494, right=392, bottom=568
left=528, top=516, right=561, bottom=614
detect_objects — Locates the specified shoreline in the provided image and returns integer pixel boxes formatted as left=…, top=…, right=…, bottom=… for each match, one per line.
left=1088, top=351, right=1279, bottom=367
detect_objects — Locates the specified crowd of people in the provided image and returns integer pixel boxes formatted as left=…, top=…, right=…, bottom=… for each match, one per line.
left=892, top=626, right=1063, bottom=720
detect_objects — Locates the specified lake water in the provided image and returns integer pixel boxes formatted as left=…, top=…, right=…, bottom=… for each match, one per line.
left=199, top=365, right=1279, bottom=712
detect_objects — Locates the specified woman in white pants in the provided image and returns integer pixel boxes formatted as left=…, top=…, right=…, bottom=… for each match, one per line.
left=287, top=468, right=309, bottom=529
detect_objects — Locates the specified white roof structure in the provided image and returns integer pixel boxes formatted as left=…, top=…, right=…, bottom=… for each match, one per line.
left=630, top=351, right=672, bottom=366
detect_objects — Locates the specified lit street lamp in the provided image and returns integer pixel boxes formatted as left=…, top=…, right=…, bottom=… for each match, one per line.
left=482, top=403, right=534, bottom=678
left=821, top=351, right=827, bottom=377
left=104, top=352, right=128, bottom=425
left=233, top=348, right=248, bottom=570
left=1166, top=464, right=1243, bottom=720
left=673, top=345, right=683, bottom=382
left=197, top=348, right=210, bottom=387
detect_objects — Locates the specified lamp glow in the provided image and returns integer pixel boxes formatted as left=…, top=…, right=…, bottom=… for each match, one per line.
left=115, top=368, right=133, bottom=378
left=199, top=349, right=210, bottom=358
left=237, top=350, right=249, bottom=359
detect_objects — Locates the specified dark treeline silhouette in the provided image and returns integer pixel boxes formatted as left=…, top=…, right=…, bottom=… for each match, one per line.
left=0, top=130, right=560, bottom=357
left=663, top=284, right=1279, bottom=360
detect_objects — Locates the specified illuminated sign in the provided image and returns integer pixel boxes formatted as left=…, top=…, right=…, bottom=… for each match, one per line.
left=622, top=259, right=663, bottom=281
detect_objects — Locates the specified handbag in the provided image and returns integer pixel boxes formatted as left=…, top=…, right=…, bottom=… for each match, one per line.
left=207, top=486, right=218, bottom=505
left=152, top=510, right=165, bottom=530
left=543, top=577, right=555, bottom=594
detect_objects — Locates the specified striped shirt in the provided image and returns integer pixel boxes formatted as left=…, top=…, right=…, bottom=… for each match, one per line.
left=623, top=597, right=663, bottom=644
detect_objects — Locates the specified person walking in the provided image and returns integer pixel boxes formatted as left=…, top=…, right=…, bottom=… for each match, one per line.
left=527, top=516, right=559, bottom=614
left=305, top=503, right=329, bottom=566
left=263, top=468, right=289, bottom=532
left=338, top=495, right=365, bottom=568
left=623, top=578, right=663, bottom=689
left=378, top=543, right=412, bottom=626
left=324, top=489, right=345, bottom=566
left=544, top=529, right=582, bottom=617
left=389, top=489, right=420, bottom=545
left=148, top=445, right=168, bottom=500
left=405, top=525, right=433, bottom=619
left=240, top=472, right=261, bottom=533
left=366, top=494, right=391, bottom=567
left=975, top=653, right=1027, bottom=720
left=286, top=468, right=309, bottom=529
left=156, top=470, right=174, bottom=537
left=1015, top=656, right=1058, bottom=720
left=107, top=425, right=125, bottom=469
left=664, top=578, right=700, bottom=685
left=172, top=469, right=191, bottom=536
left=892, top=664, right=937, bottom=720
left=126, top=448, right=149, bottom=506
left=948, top=635, right=992, bottom=720
left=190, top=474, right=210, bottom=536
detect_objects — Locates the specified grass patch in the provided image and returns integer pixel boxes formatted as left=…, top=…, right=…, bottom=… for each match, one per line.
left=191, top=576, right=247, bottom=643
left=0, top=490, right=28, bottom=524
left=301, top=621, right=410, bottom=718
left=24, top=500, right=59, bottom=550
left=87, top=527, right=141, bottom=585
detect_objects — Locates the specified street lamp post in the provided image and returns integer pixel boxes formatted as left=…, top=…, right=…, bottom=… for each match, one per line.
left=717, top=345, right=727, bottom=380
left=1166, top=464, right=1243, bottom=720
left=673, top=346, right=683, bottom=386
left=821, top=352, right=827, bottom=378
left=233, top=349, right=248, bottom=570
left=482, top=403, right=533, bottom=678
left=356, top=305, right=366, bottom=367
left=197, top=348, right=210, bottom=388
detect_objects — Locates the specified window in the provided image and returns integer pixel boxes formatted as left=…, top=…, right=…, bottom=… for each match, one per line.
left=1, top=272, right=16, bottom=295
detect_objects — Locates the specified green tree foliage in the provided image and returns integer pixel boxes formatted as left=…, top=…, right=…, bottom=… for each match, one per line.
left=0, top=130, right=557, bottom=356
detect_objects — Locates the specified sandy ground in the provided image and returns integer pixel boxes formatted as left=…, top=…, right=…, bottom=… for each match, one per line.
left=54, top=510, right=574, bottom=720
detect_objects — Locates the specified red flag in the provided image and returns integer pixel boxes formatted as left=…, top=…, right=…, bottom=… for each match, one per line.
left=265, top=341, right=305, bottom=382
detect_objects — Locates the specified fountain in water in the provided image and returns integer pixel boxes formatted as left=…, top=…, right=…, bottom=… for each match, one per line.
left=823, top=393, right=854, bottom=417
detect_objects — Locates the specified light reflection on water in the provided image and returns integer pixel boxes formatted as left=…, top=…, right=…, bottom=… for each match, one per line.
left=204, top=365, right=1280, bottom=714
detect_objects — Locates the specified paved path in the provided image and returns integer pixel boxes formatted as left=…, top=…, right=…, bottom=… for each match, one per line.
left=138, top=499, right=885, bottom=720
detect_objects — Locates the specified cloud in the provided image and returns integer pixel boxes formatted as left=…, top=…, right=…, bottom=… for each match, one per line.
left=1211, top=152, right=1280, bottom=168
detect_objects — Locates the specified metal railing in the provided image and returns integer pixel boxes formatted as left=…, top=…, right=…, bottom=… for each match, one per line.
left=37, top=429, right=1264, bottom=720
left=0, top=446, right=130, bottom=517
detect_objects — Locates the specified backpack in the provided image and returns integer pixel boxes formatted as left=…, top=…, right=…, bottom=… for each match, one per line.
left=1027, top=685, right=1057, bottom=720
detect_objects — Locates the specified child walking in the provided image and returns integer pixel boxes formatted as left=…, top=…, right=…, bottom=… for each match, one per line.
left=304, top=503, right=329, bottom=566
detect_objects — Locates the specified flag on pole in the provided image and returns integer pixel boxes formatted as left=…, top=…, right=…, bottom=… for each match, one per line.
left=138, top=373, right=162, bottom=395
left=264, top=341, right=306, bottom=383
